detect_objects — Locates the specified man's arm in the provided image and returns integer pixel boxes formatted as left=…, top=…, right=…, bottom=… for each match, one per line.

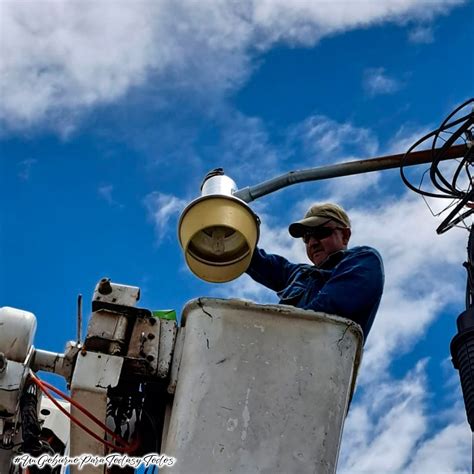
left=246, top=247, right=302, bottom=292
left=303, top=248, right=384, bottom=338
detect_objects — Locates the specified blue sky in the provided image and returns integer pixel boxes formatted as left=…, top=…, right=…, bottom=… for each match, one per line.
left=1, top=0, right=474, bottom=471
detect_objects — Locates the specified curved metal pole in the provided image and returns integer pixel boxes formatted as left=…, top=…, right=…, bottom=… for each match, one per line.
left=233, top=144, right=468, bottom=203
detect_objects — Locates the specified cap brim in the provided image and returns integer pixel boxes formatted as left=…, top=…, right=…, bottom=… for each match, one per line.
left=288, top=216, right=332, bottom=238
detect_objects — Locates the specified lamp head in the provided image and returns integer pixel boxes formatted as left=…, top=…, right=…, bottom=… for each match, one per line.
left=178, top=171, right=259, bottom=283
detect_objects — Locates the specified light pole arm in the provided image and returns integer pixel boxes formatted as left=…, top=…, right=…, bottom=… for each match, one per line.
left=233, top=144, right=468, bottom=203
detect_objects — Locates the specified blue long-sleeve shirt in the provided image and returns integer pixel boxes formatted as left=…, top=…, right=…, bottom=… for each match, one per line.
left=246, top=246, right=384, bottom=342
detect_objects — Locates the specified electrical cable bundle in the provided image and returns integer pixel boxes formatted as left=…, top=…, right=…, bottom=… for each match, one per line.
left=400, top=98, right=474, bottom=433
left=400, top=98, right=474, bottom=236
left=401, top=98, right=474, bottom=307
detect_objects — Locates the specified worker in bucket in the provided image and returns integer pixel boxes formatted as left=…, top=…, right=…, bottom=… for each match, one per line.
left=246, top=203, right=384, bottom=342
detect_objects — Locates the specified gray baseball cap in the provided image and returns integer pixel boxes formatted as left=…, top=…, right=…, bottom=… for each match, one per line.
left=289, top=203, right=351, bottom=238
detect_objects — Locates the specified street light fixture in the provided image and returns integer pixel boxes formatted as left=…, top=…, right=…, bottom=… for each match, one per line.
left=178, top=169, right=260, bottom=283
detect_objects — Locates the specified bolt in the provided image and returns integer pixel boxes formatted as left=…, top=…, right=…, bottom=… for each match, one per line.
left=98, top=278, right=112, bottom=295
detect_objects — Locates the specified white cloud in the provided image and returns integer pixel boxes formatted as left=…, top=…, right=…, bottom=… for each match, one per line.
left=326, top=173, right=382, bottom=202
left=205, top=113, right=382, bottom=200
left=17, top=158, right=37, bottom=181
left=217, top=112, right=283, bottom=183
left=251, top=0, right=462, bottom=46
left=387, top=125, right=433, bottom=154
left=363, top=67, right=402, bottom=97
left=144, top=191, right=187, bottom=245
left=340, top=361, right=427, bottom=472
left=340, top=360, right=471, bottom=473
left=1, top=0, right=465, bottom=130
left=1, top=2, right=158, bottom=128
left=405, top=422, right=470, bottom=473
left=292, top=115, right=379, bottom=162
left=98, top=184, right=116, bottom=206
left=408, top=25, right=435, bottom=44
left=283, top=115, right=383, bottom=201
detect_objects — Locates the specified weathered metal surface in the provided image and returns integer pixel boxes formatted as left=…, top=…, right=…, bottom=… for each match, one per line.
left=163, top=298, right=363, bottom=474
left=126, top=316, right=160, bottom=375
left=0, top=360, right=27, bottom=416
left=70, top=352, right=123, bottom=474
left=32, top=349, right=71, bottom=378
left=92, top=280, right=140, bottom=308
left=0, top=307, right=37, bottom=363
left=85, top=309, right=128, bottom=354
left=157, top=320, right=178, bottom=379
left=39, top=397, right=71, bottom=447
left=71, top=351, right=123, bottom=392
left=167, top=328, right=185, bottom=395
left=201, top=173, right=238, bottom=197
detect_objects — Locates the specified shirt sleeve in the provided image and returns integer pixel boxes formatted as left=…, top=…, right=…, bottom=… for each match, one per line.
left=302, top=249, right=384, bottom=334
left=246, top=247, right=302, bottom=292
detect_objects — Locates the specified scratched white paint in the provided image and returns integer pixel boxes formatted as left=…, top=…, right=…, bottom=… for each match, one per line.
left=253, top=324, right=265, bottom=332
left=241, top=387, right=251, bottom=441
left=227, top=418, right=238, bottom=432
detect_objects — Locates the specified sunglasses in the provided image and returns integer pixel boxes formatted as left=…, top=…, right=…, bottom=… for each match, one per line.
left=302, top=227, right=342, bottom=244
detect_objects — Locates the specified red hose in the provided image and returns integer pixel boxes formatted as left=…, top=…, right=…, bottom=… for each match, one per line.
left=29, top=372, right=136, bottom=453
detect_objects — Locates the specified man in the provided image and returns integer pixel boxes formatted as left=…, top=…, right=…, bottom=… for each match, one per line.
left=246, top=203, right=384, bottom=342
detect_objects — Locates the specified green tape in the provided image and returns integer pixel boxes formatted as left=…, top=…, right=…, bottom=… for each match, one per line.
left=152, top=309, right=177, bottom=321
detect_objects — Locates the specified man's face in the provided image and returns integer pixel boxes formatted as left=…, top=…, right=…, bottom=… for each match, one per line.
left=304, top=222, right=351, bottom=266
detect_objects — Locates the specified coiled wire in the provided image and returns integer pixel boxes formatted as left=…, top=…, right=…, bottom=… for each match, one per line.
left=400, top=98, right=474, bottom=308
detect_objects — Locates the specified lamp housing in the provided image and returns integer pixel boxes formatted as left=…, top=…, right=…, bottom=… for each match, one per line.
left=178, top=172, right=259, bottom=283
